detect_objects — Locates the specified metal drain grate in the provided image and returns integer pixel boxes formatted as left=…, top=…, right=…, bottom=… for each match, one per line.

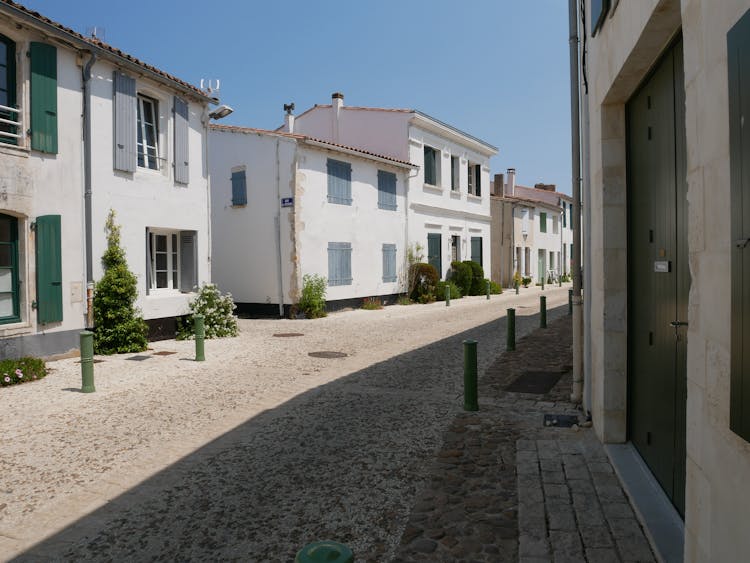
left=126, top=355, right=151, bottom=362
left=273, top=333, right=304, bottom=337
left=505, top=370, right=564, bottom=394
left=543, top=414, right=580, bottom=428
left=308, top=351, right=348, bottom=359
left=152, top=351, right=177, bottom=356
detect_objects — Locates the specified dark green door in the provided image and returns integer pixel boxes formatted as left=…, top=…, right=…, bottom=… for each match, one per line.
left=627, top=38, right=688, bottom=517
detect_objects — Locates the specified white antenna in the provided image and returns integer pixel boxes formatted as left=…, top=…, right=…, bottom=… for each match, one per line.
left=200, top=79, right=221, bottom=96
left=86, top=26, right=106, bottom=41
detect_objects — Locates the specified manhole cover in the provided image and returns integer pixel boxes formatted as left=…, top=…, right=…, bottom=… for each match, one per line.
left=543, top=414, right=579, bottom=428
left=152, top=351, right=177, bottom=356
left=126, top=355, right=151, bottom=362
left=308, top=351, right=348, bottom=358
left=273, top=333, right=304, bottom=337
left=505, top=370, right=564, bottom=394
left=76, top=359, right=104, bottom=364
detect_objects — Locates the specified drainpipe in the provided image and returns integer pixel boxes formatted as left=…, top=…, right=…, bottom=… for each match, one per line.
left=82, top=51, right=97, bottom=329
left=275, top=138, right=284, bottom=317
left=568, top=0, right=584, bottom=404
left=582, top=42, right=593, bottom=415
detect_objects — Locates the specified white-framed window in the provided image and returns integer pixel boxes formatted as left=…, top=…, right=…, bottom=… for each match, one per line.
left=145, top=229, right=197, bottom=294
left=137, top=95, right=160, bottom=170
left=423, top=145, right=440, bottom=186
left=467, top=162, right=481, bottom=196
left=450, top=156, right=459, bottom=191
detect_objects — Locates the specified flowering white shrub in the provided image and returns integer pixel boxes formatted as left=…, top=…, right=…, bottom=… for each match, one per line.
left=177, top=283, right=239, bottom=339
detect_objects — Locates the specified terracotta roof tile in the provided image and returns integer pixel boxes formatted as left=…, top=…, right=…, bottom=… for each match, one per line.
left=1, top=0, right=214, bottom=102
left=210, top=124, right=416, bottom=167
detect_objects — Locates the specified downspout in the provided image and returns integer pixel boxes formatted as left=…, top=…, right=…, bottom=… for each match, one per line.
left=581, top=0, right=593, bottom=415
left=568, top=0, right=584, bottom=404
left=82, top=51, right=97, bottom=329
left=275, top=138, right=284, bottom=317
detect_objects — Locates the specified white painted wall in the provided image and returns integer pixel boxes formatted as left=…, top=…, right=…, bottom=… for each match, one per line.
left=0, top=23, right=86, bottom=348
left=209, top=128, right=408, bottom=308
left=88, top=60, right=210, bottom=320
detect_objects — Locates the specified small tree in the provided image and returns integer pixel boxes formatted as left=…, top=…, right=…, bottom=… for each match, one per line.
left=177, top=283, right=239, bottom=339
left=93, top=210, right=148, bottom=354
left=297, top=274, right=327, bottom=318
left=403, top=242, right=425, bottom=298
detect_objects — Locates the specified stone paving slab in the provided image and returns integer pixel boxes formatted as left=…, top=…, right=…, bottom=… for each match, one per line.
left=394, top=316, right=656, bottom=563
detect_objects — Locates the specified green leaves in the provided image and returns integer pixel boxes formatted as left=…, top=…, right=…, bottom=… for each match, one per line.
left=298, top=274, right=327, bottom=318
left=177, top=283, right=238, bottom=339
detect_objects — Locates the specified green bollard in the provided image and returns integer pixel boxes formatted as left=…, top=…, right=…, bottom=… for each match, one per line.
left=445, top=284, right=450, bottom=307
left=296, top=541, right=353, bottom=563
left=80, top=330, right=95, bottom=393
left=194, top=314, right=205, bottom=361
left=568, top=289, right=573, bottom=315
left=486, top=279, right=491, bottom=300
left=540, top=295, right=547, bottom=328
left=507, top=308, right=516, bottom=351
left=559, top=275, right=563, bottom=287
left=463, top=340, right=478, bottom=411
left=542, top=277, right=545, bottom=291
left=515, top=280, right=519, bottom=295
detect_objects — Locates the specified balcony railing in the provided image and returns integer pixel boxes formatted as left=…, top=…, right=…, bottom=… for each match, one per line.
left=0, top=104, right=23, bottom=144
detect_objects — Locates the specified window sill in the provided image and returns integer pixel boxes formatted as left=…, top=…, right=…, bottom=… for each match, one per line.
left=450, top=191, right=462, bottom=200
left=147, top=289, right=194, bottom=297
left=378, top=204, right=398, bottom=211
left=467, top=194, right=483, bottom=202
left=423, top=183, right=443, bottom=194
left=0, top=141, right=30, bottom=158
left=231, top=204, right=247, bottom=209
left=0, top=321, right=32, bottom=337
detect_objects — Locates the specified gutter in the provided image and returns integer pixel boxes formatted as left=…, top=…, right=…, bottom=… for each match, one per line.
left=302, top=138, right=415, bottom=170
left=82, top=51, right=96, bottom=328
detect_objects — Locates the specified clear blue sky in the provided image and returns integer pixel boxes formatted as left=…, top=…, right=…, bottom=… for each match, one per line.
left=23, top=0, right=572, bottom=193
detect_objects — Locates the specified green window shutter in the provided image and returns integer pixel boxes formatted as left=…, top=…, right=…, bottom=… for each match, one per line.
left=35, top=214, right=62, bottom=323
left=30, top=42, right=57, bottom=154
left=471, top=237, right=483, bottom=267
left=540, top=212, right=547, bottom=233
left=427, top=233, right=442, bottom=279
left=729, top=8, right=750, bottom=441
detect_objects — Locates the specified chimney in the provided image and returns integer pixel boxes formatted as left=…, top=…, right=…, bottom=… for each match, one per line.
left=534, top=183, right=557, bottom=192
left=506, top=168, right=516, bottom=196
left=283, top=102, right=295, bottom=133
left=332, top=92, right=344, bottom=142
left=493, top=173, right=505, bottom=196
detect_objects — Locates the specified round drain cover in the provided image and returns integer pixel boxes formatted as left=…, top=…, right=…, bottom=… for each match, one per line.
left=273, top=333, right=304, bottom=337
left=308, top=351, right=348, bottom=358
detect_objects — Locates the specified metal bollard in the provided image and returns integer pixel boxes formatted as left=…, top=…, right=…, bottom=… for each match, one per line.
left=445, top=284, right=450, bottom=307
left=486, top=279, right=491, bottom=300
left=515, top=280, right=519, bottom=295
left=80, top=330, right=95, bottom=393
left=463, top=340, right=478, bottom=411
left=540, top=295, right=547, bottom=328
left=507, top=308, right=516, bottom=351
left=296, top=541, right=353, bottom=563
left=194, top=314, right=205, bottom=361
left=542, top=277, right=545, bottom=291
left=568, top=289, right=573, bottom=315
left=559, top=275, right=563, bottom=287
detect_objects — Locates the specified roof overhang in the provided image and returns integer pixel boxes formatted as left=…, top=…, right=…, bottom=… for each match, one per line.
left=411, top=111, right=498, bottom=157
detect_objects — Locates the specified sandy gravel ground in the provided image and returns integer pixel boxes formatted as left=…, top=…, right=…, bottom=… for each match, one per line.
left=0, top=285, right=570, bottom=562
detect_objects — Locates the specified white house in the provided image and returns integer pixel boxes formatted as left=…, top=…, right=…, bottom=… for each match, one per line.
left=490, top=168, right=573, bottom=286
left=209, top=123, right=413, bottom=314
left=287, top=93, right=498, bottom=281
left=580, top=0, right=750, bottom=560
left=0, top=0, right=215, bottom=357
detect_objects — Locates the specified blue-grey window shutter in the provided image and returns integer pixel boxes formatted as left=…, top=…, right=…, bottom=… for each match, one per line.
left=113, top=71, right=136, bottom=172
left=382, top=243, right=397, bottom=282
left=327, top=159, right=352, bottom=205
left=231, top=170, right=247, bottom=206
left=173, top=96, right=189, bottom=184
left=328, top=242, right=352, bottom=286
left=179, top=230, right=197, bottom=292
left=378, top=170, right=397, bottom=210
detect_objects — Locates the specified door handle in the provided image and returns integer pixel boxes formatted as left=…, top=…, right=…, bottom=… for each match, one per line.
left=669, top=321, right=688, bottom=327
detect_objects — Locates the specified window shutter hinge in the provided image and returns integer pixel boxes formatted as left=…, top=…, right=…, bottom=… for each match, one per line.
left=29, top=221, right=36, bottom=231
left=31, top=300, right=38, bottom=310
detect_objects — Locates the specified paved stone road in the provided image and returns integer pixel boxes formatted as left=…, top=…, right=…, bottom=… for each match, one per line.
left=394, top=316, right=656, bottom=563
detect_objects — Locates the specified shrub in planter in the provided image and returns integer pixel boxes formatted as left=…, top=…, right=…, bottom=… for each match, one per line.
left=93, top=210, right=148, bottom=355
left=178, top=283, right=238, bottom=339
left=449, top=260, right=472, bottom=296
left=463, top=260, right=485, bottom=295
left=297, top=274, right=327, bottom=318
left=409, top=262, right=439, bottom=303
left=1, top=357, right=47, bottom=387
left=436, top=280, right=462, bottom=301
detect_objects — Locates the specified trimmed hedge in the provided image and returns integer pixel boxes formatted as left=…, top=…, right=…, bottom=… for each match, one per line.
left=464, top=260, right=485, bottom=295
left=449, top=261, right=473, bottom=296
left=1, top=357, right=47, bottom=387
left=436, top=280, right=462, bottom=301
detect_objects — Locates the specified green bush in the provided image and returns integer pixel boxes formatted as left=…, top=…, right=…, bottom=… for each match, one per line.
left=436, top=280, right=462, bottom=301
left=409, top=262, right=439, bottom=303
left=298, top=274, right=327, bottom=318
left=362, top=297, right=383, bottom=310
left=522, top=276, right=532, bottom=288
left=449, top=261, right=472, bottom=296
left=463, top=260, right=485, bottom=295
left=488, top=280, right=502, bottom=294
left=513, top=270, right=523, bottom=288
left=178, top=283, right=238, bottom=339
left=397, top=295, right=412, bottom=306
left=1, top=357, right=47, bottom=387
left=93, top=210, right=148, bottom=355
